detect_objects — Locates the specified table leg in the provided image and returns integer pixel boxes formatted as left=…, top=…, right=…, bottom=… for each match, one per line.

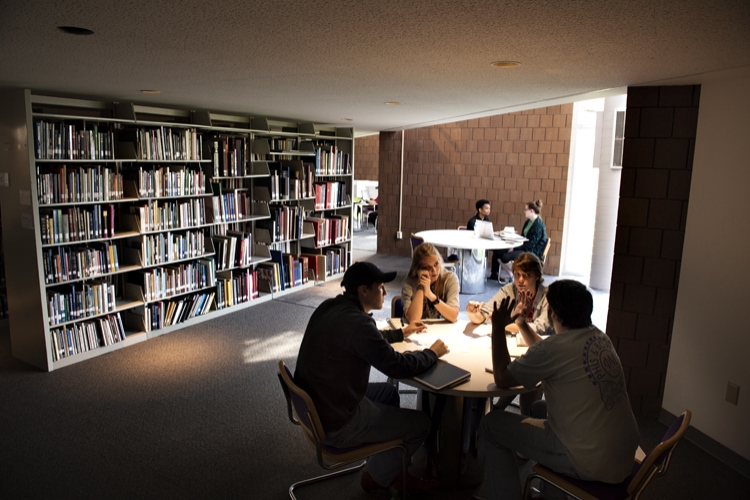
left=459, top=248, right=486, bottom=294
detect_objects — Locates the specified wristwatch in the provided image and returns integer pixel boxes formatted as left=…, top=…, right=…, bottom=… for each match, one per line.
left=430, top=296, right=440, bottom=306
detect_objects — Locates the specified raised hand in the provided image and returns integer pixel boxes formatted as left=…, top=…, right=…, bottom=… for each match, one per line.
left=490, top=296, right=518, bottom=338
left=514, top=291, right=533, bottom=325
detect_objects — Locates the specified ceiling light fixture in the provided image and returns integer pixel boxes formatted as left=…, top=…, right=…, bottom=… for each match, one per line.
left=141, top=90, right=161, bottom=94
left=385, top=101, right=401, bottom=105
left=491, top=61, right=521, bottom=68
left=342, top=118, right=353, bottom=121
left=57, top=26, right=94, bottom=36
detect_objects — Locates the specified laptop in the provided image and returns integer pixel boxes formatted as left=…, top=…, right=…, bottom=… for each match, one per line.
left=413, top=360, right=471, bottom=391
left=473, top=219, right=496, bottom=240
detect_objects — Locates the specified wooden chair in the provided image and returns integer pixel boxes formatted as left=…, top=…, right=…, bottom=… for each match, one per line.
left=278, top=360, right=408, bottom=499
left=541, top=237, right=552, bottom=266
left=522, top=410, right=692, bottom=500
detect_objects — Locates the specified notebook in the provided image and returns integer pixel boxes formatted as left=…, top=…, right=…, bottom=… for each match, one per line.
left=413, top=360, right=471, bottom=391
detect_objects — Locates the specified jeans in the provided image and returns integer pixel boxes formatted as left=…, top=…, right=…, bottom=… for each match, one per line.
left=477, top=411, right=577, bottom=500
left=323, top=383, right=431, bottom=487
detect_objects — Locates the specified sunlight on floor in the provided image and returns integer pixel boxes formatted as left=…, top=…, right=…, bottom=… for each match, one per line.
left=243, top=329, right=302, bottom=364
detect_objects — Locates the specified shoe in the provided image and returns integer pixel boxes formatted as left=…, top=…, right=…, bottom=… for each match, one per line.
left=388, top=469, right=440, bottom=494
left=360, top=469, right=388, bottom=491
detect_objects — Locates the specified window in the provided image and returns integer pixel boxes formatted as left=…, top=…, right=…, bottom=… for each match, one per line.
left=612, top=110, right=625, bottom=168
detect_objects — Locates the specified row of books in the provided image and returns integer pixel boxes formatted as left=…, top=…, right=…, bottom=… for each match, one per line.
left=47, top=281, right=117, bottom=326
left=211, top=136, right=246, bottom=177
left=315, top=146, right=351, bottom=175
left=127, top=198, right=206, bottom=233
left=313, top=181, right=348, bottom=210
left=322, top=246, right=349, bottom=277
left=34, top=120, right=116, bottom=160
left=136, top=127, right=203, bottom=161
left=305, top=215, right=350, bottom=247
left=40, top=204, right=117, bottom=245
left=143, top=292, right=215, bottom=332
left=127, top=166, right=207, bottom=198
left=43, top=242, right=120, bottom=285
left=210, top=190, right=251, bottom=223
left=132, top=230, right=206, bottom=267
left=269, top=137, right=297, bottom=152
left=216, top=269, right=259, bottom=308
left=128, top=259, right=216, bottom=303
left=257, top=205, right=304, bottom=243
left=265, top=162, right=315, bottom=201
left=36, top=165, right=124, bottom=204
left=212, top=231, right=252, bottom=270
left=50, top=312, right=126, bottom=361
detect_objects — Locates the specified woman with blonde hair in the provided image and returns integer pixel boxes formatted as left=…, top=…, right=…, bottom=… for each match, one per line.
left=402, top=242, right=460, bottom=323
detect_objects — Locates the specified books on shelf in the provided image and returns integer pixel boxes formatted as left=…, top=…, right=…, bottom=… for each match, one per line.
left=313, top=181, right=348, bottom=210
left=42, top=242, right=120, bottom=284
left=126, top=259, right=216, bottom=302
left=209, top=190, right=250, bottom=223
left=50, top=312, right=127, bottom=361
left=141, top=291, right=215, bottom=332
left=33, top=120, right=116, bottom=160
left=40, top=204, right=117, bottom=244
left=304, top=214, right=350, bottom=247
left=315, top=145, right=351, bottom=175
left=216, top=268, right=259, bottom=309
left=135, top=127, right=203, bottom=161
left=126, top=230, right=206, bottom=267
left=211, top=136, right=247, bottom=177
left=124, top=165, right=206, bottom=198
left=36, top=164, right=123, bottom=204
left=123, top=198, right=206, bottom=233
left=212, top=230, right=252, bottom=270
left=47, top=280, right=117, bottom=326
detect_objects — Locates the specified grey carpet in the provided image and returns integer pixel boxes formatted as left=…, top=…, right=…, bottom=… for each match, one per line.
left=0, top=240, right=747, bottom=498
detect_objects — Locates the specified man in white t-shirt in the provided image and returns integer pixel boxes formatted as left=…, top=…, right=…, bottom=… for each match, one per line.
left=477, top=279, right=639, bottom=500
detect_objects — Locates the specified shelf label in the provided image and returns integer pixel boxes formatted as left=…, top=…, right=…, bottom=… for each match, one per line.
left=21, top=212, right=34, bottom=230
left=19, top=189, right=31, bottom=205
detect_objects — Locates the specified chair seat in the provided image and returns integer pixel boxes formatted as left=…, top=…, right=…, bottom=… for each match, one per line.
left=531, top=462, right=639, bottom=500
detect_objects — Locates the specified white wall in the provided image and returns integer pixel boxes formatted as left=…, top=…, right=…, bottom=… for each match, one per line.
left=663, top=68, right=750, bottom=459
left=589, top=95, right=625, bottom=291
left=560, top=99, right=601, bottom=280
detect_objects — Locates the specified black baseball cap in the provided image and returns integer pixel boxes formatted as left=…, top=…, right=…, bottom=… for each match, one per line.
left=341, top=262, right=397, bottom=289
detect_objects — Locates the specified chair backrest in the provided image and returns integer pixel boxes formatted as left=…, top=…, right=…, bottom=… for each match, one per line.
left=541, top=237, right=552, bottom=265
left=391, top=295, right=404, bottom=319
left=627, top=410, right=692, bottom=496
left=457, top=225, right=467, bottom=230
left=410, top=233, right=424, bottom=257
left=278, top=360, right=327, bottom=448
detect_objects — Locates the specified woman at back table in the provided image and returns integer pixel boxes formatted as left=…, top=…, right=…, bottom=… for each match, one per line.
left=402, top=243, right=460, bottom=323
left=497, top=199, right=547, bottom=283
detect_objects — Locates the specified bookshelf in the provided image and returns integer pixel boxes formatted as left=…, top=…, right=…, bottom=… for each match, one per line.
left=0, top=90, right=354, bottom=371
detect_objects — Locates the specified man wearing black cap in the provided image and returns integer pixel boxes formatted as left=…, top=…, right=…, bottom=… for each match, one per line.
left=295, top=261, right=449, bottom=494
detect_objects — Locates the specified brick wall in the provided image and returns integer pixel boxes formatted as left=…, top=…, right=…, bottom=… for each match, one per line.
left=376, top=105, right=573, bottom=275
left=354, top=134, right=379, bottom=181
left=607, top=85, right=700, bottom=417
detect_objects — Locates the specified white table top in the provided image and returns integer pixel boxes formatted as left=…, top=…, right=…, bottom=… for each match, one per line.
left=389, top=319, right=532, bottom=398
left=415, top=229, right=523, bottom=251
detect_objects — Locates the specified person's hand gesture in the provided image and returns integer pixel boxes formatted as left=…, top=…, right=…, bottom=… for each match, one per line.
left=418, top=271, right=435, bottom=301
left=428, top=339, right=450, bottom=357
left=514, top=291, right=533, bottom=325
left=490, top=296, right=518, bottom=338
left=466, top=300, right=485, bottom=314
left=402, top=320, right=426, bottom=337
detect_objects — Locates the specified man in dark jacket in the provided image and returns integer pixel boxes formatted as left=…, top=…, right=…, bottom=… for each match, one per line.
left=295, top=261, right=449, bottom=494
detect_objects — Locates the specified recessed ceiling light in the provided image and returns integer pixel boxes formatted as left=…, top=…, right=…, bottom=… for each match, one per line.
left=342, top=118, right=353, bottom=121
left=57, top=26, right=94, bottom=36
left=385, top=101, right=401, bottom=105
left=141, top=90, right=161, bottom=94
left=491, top=61, right=521, bottom=68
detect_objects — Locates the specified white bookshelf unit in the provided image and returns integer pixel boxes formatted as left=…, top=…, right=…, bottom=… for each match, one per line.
left=0, top=90, right=354, bottom=371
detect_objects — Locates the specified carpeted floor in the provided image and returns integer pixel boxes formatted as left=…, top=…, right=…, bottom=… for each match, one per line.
left=0, top=229, right=747, bottom=499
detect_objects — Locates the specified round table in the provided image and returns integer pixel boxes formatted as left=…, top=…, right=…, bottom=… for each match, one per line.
left=390, top=319, right=533, bottom=488
left=415, top=229, right=522, bottom=294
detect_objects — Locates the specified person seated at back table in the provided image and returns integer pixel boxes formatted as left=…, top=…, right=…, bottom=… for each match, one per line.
left=466, top=252, right=552, bottom=415
left=496, top=199, right=547, bottom=283
left=294, top=261, right=449, bottom=495
left=468, top=199, right=502, bottom=280
left=476, top=280, right=639, bottom=500
left=402, top=242, right=460, bottom=323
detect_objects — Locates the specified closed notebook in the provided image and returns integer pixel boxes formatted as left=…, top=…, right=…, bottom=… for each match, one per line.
left=413, top=360, right=471, bottom=391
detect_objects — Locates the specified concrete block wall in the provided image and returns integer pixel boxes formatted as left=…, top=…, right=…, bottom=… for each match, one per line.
left=375, top=105, right=574, bottom=276
left=354, top=134, right=379, bottom=181
left=607, top=85, right=700, bottom=416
